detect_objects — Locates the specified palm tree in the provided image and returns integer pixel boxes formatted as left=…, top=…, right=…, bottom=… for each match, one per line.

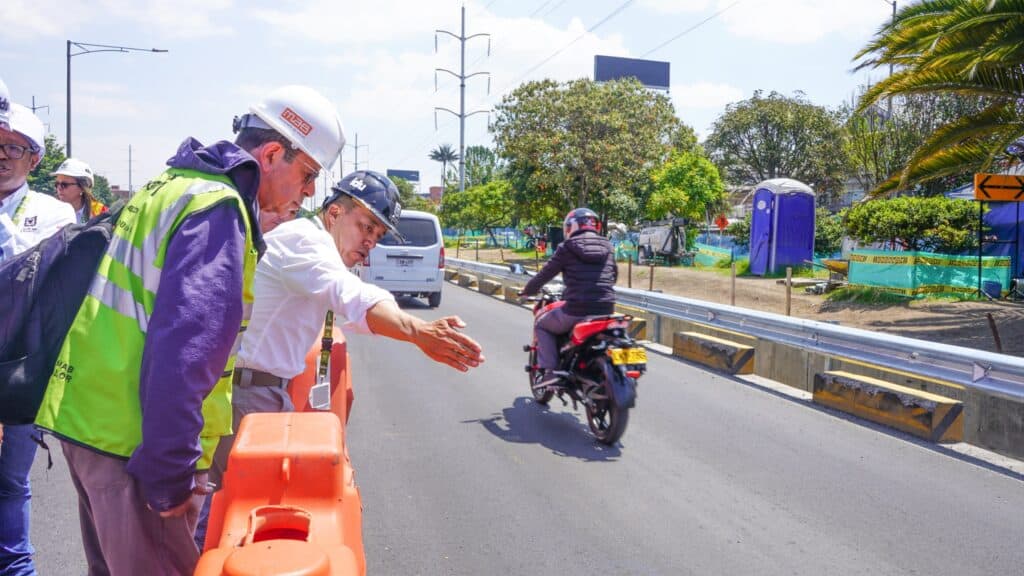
left=854, top=0, right=1024, bottom=196
left=428, top=144, right=460, bottom=190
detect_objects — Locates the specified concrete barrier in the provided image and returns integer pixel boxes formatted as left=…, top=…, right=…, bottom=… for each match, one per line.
left=813, top=370, right=964, bottom=443
left=457, top=274, right=478, bottom=289
left=502, top=285, right=523, bottom=304
left=672, top=331, right=754, bottom=375
left=444, top=268, right=458, bottom=281
left=478, top=278, right=503, bottom=296
left=614, top=304, right=648, bottom=341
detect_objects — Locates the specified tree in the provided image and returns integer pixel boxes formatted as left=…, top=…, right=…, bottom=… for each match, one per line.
left=704, top=90, right=848, bottom=204
left=390, top=177, right=433, bottom=212
left=28, top=134, right=67, bottom=196
left=92, top=174, right=116, bottom=207
left=853, top=0, right=1024, bottom=196
left=844, top=196, right=979, bottom=253
left=815, top=207, right=846, bottom=256
left=428, top=144, right=459, bottom=189
left=727, top=213, right=752, bottom=249
left=492, top=77, right=685, bottom=225
left=840, top=93, right=988, bottom=197
left=460, top=145, right=503, bottom=188
left=646, top=150, right=726, bottom=228
left=438, top=179, right=514, bottom=236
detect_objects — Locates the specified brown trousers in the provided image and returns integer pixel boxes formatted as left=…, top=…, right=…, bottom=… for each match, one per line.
left=61, top=441, right=203, bottom=576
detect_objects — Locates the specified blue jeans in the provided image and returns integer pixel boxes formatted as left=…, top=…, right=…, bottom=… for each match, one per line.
left=0, top=424, right=40, bottom=576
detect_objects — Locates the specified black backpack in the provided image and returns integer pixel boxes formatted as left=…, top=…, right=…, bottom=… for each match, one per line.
left=0, top=205, right=120, bottom=424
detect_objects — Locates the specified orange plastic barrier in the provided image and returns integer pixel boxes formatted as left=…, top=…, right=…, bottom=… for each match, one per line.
left=288, top=340, right=355, bottom=426
left=195, top=412, right=364, bottom=576
left=197, top=335, right=364, bottom=575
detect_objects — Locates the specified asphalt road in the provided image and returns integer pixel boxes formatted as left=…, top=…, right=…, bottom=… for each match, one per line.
left=28, top=283, right=1024, bottom=575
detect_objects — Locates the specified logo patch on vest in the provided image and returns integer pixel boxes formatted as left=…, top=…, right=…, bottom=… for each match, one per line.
left=22, top=216, right=37, bottom=230
left=281, top=107, right=313, bottom=136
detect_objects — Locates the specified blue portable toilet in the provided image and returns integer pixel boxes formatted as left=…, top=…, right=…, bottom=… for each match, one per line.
left=748, top=178, right=815, bottom=276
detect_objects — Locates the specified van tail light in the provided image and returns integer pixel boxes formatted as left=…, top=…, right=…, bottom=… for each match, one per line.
left=439, top=245, right=445, bottom=268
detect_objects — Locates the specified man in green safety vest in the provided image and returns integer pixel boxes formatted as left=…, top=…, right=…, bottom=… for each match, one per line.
left=34, top=85, right=346, bottom=576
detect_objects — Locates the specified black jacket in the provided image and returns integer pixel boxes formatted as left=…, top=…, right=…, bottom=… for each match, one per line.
left=522, top=230, right=618, bottom=316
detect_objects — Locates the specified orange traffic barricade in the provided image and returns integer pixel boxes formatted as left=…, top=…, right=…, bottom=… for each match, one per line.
left=197, top=334, right=364, bottom=575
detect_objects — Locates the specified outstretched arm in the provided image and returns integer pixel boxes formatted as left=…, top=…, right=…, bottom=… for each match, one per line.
left=365, top=300, right=485, bottom=372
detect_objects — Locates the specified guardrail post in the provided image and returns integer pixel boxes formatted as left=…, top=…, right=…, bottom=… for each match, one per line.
left=627, top=257, right=632, bottom=288
left=648, top=263, right=655, bottom=292
left=785, top=267, right=792, bottom=316
left=731, top=261, right=736, bottom=306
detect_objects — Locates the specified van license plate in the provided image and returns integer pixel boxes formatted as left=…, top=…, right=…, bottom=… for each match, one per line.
left=608, top=347, right=647, bottom=365
left=397, top=258, right=414, bottom=267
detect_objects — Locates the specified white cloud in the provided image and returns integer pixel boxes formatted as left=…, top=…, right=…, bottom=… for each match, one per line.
left=640, top=0, right=712, bottom=14
left=718, top=0, right=889, bottom=45
left=73, top=82, right=145, bottom=118
left=0, top=0, right=92, bottom=40
left=671, top=81, right=743, bottom=110
left=0, top=0, right=234, bottom=40
left=252, top=0, right=444, bottom=45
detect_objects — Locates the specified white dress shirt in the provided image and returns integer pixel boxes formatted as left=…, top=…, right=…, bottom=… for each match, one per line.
left=236, top=216, right=395, bottom=379
left=0, top=183, right=76, bottom=263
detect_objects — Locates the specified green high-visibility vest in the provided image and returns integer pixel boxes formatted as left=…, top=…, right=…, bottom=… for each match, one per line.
left=36, top=168, right=258, bottom=469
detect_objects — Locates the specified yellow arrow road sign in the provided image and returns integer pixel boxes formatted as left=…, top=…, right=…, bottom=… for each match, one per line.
left=974, top=173, right=1024, bottom=201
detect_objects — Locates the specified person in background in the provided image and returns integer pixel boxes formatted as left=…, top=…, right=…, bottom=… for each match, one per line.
left=520, top=207, right=617, bottom=390
left=52, top=158, right=107, bottom=223
left=33, top=85, right=346, bottom=576
left=0, top=98, right=76, bottom=576
left=194, top=170, right=484, bottom=548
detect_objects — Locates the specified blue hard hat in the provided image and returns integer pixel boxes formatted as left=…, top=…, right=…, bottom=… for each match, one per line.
left=324, top=170, right=404, bottom=241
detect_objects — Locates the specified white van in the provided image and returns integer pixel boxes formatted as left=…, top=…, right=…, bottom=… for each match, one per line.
left=354, top=210, right=445, bottom=307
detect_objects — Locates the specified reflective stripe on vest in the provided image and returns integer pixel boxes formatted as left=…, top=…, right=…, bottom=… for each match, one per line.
left=36, top=168, right=257, bottom=470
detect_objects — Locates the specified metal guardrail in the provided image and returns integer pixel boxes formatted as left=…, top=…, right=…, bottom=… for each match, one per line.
left=448, top=258, right=1024, bottom=402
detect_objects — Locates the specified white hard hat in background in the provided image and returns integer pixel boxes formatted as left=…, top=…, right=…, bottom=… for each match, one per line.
left=52, top=158, right=95, bottom=188
left=7, top=103, right=46, bottom=159
left=246, top=85, right=346, bottom=171
left=0, top=77, right=10, bottom=130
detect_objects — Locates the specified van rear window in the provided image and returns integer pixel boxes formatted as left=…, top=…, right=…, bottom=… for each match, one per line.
left=380, top=218, right=438, bottom=246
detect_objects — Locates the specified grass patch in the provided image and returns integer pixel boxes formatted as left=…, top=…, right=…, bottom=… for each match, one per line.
left=826, top=286, right=914, bottom=304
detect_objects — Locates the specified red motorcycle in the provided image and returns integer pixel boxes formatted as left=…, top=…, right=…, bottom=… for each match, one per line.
left=522, top=283, right=645, bottom=445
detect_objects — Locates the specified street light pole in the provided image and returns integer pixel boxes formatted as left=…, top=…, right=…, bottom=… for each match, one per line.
left=66, top=40, right=168, bottom=157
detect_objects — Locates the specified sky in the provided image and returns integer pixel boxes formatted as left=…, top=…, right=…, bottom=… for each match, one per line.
left=0, top=0, right=896, bottom=210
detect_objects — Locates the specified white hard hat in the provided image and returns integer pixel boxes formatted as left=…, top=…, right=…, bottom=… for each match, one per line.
left=52, top=158, right=95, bottom=188
left=242, top=85, right=346, bottom=171
left=0, top=77, right=10, bottom=130
left=7, top=103, right=45, bottom=158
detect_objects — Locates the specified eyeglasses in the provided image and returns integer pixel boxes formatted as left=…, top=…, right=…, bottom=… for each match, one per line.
left=55, top=182, right=80, bottom=190
left=0, top=143, right=37, bottom=160
left=299, top=159, right=321, bottom=187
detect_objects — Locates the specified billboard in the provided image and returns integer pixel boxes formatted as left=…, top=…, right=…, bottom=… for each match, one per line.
left=386, top=169, right=420, bottom=183
left=594, top=55, right=670, bottom=90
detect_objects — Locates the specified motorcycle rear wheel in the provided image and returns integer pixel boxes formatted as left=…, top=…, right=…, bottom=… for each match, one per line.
left=585, top=358, right=630, bottom=445
left=528, top=348, right=554, bottom=405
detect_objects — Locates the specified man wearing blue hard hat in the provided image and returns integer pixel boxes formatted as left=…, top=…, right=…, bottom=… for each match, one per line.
left=194, top=169, right=485, bottom=548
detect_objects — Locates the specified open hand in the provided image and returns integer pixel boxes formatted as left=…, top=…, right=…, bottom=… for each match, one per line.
left=413, top=316, right=485, bottom=372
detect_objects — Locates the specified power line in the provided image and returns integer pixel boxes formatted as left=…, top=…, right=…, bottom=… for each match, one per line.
left=640, top=0, right=741, bottom=58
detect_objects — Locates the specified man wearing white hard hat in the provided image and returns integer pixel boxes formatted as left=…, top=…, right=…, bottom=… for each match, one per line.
left=0, top=101, right=75, bottom=576
left=33, top=85, right=345, bottom=575
left=52, top=158, right=108, bottom=223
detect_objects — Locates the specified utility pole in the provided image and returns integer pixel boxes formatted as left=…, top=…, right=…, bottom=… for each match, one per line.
left=30, top=96, right=51, bottom=136
left=352, top=133, right=369, bottom=171
left=435, top=4, right=491, bottom=193
left=884, top=0, right=896, bottom=119
left=128, top=144, right=133, bottom=195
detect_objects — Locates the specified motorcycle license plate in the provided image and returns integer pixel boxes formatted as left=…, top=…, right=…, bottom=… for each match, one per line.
left=609, top=347, right=647, bottom=365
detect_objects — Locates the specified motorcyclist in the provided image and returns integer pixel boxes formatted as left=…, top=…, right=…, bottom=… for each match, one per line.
left=520, top=207, right=618, bottom=389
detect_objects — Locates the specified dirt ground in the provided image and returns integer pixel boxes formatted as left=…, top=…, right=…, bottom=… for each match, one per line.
left=457, top=247, right=1024, bottom=357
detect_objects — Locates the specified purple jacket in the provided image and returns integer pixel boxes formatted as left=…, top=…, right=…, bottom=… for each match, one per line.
left=124, top=138, right=261, bottom=512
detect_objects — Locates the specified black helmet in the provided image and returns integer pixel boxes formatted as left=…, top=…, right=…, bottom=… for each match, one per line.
left=563, top=207, right=600, bottom=237
left=324, top=170, right=404, bottom=241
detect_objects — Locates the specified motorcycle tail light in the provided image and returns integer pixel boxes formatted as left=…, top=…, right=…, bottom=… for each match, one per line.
left=626, top=370, right=641, bottom=379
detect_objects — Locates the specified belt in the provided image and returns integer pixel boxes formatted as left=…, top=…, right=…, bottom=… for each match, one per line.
left=233, top=368, right=289, bottom=389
